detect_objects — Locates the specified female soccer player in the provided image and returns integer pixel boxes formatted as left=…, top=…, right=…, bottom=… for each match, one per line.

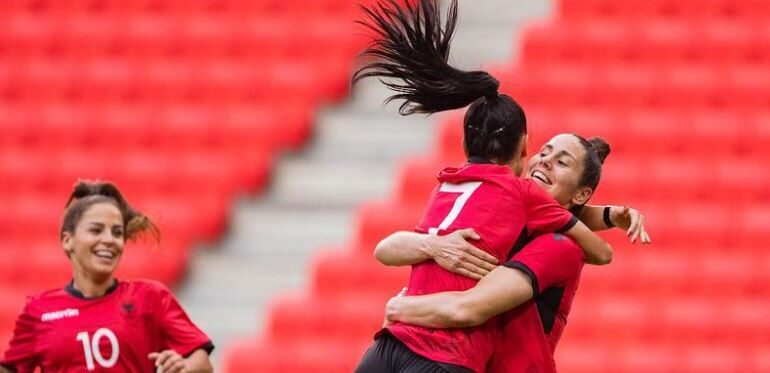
left=376, top=134, right=649, bottom=372
left=352, top=0, right=614, bottom=371
left=0, top=181, right=214, bottom=373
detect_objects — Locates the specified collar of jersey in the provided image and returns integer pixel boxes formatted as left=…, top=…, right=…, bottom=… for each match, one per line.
left=466, top=156, right=493, bottom=164
left=65, top=279, right=119, bottom=300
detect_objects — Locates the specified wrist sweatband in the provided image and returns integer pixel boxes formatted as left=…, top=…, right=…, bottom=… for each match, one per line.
left=603, top=206, right=615, bottom=228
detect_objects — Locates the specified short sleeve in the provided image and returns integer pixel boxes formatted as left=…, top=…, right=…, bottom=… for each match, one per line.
left=1, top=299, right=40, bottom=373
left=503, top=234, right=584, bottom=296
left=156, top=287, right=214, bottom=357
left=523, top=179, right=578, bottom=236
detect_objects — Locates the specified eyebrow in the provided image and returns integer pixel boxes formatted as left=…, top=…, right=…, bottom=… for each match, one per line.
left=556, top=150, right=577, bottom=161
left=543, top=144, right=577, bottom=161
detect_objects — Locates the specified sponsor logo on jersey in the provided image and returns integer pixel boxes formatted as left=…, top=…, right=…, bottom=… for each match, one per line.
left=41, top=308, right=80, bottom=322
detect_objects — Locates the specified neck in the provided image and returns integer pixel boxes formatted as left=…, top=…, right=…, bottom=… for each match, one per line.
left=72, top=271, right=115, bottom=298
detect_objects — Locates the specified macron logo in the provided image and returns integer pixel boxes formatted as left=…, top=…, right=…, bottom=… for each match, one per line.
left=41, top=308, right=80, bottom=322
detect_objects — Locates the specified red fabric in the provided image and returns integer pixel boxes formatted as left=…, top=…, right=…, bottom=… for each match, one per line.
left=387, top=163, right=574, bottom=372
left=488, top=233, right=584, bottom=373
left=1, top=280, right=211, bottom=373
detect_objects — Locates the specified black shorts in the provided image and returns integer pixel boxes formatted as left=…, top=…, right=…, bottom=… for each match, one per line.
left=355, top=332, right=475, bottom=373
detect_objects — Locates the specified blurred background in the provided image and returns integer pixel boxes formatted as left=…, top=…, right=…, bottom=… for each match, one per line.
left=1, top=0, right=769, bottom=372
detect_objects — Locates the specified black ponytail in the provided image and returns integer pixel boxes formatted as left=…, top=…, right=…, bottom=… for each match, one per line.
left=353, top=0, right=528, bottom=163
left=353, top=0, right=500, bottom=115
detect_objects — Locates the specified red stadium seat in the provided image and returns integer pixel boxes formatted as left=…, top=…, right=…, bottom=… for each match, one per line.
left=352, top=200, right=424, bottom=254
left=309, top=249, right=409, bottom=298
left=265, top=293, right=386, bottom=342
left=223, top=337, right=369, bottom=373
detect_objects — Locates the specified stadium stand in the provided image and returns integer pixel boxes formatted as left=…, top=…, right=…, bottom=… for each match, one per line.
left=223, top=0, right=770, bottom=372
left=0, top=0, right=369, bottom=353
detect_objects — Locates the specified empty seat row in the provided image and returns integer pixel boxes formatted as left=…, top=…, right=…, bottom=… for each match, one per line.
left=0, top=0, right=381, bottom=17
left=497, top=63, right=770, bottom=110
left=556, top=342, right=770, bottom=373
left=558, top=0, right=770, bottom=21
left=523, top=20, right=770, bottom=65
left=0, top=16, right=365, bottom=60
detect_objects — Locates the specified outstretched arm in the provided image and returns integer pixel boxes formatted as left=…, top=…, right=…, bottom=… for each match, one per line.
left=386, top=265, right=534, bottom=328
left=579, top=205, right=651, bottom=244
left=375, top=229, right=498, bottom=280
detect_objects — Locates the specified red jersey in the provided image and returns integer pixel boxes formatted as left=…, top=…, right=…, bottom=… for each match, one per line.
left=386, top=162, right=577, bottom=373
left=488, top=233, right=585, bottom=373
left=1, top=280, right=213, bottom=373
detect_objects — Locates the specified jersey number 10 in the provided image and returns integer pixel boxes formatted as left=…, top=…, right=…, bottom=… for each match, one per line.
left=428, top=181, right=482, bottom=235
left=76, top=328, right=119, bottom=370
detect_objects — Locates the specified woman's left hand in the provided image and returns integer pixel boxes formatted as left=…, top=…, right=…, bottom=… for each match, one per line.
left=610, top=206, right=651, bottom=244
left=149, top=350, right=188, bottom=373
left=383, top=287, right=408, bottom=327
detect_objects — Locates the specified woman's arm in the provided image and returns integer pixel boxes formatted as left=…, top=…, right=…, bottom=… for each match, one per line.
left=578, top=205, right=614, bottom=232
left=149, top=349, right=213, bottom=373
left=386, top=265, right=534, bottom=328
left=375, top=229, right=498, bottom=280
left=579, top=205, right=651, bottom=244
left=184, top=349, right=214, bottom=373
left=563, top=221, right=613, bottom=265
left=374, top=231, right=433, bottom=266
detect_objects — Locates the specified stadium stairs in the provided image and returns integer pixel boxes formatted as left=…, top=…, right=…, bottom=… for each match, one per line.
left=222, top=0, right=770, bottom=372
left=217, top=1, right=554, bottom=372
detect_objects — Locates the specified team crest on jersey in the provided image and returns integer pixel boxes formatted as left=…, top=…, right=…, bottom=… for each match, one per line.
left=41, top=308, right=79, bottom=322
left=122, top=302, right=135, bottom=314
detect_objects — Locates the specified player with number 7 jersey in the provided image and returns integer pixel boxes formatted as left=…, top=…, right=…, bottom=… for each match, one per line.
left=352, top=1, right=611, bottom=372
left=383, top=159, right=585, bottom=372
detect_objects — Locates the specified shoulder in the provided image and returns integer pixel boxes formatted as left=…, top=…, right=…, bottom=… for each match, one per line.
left=120, top=279, right=173, bottom=299
left=515, top=234, right=584, bottom=268
left=527, top=233, right=581, bottom=253
left=23, top=287, right=70, bottom=309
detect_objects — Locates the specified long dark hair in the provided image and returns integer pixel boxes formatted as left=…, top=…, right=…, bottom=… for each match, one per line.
left=353, top=0, right=527, bottom=163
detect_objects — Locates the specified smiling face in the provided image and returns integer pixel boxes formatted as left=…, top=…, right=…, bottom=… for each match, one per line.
left=526, top=134, right=594, bottom=209
left=62, top=202, right=125, bottom=281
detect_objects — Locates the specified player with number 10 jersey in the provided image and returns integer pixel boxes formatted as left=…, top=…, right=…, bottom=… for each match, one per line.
left=1, top=181, right=213, bottom=373
left=2, top=280, right=212, bottom=372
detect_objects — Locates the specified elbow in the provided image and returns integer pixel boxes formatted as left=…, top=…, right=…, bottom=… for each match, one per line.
left=447, top=298, right=488, bottom=327
left=373, top=240, right=394, bottom=266
left=593, top=244, right=613, bottom=265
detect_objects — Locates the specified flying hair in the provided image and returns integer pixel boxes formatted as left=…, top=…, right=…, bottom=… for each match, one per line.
left=352, top=0, right=500, bottom=115
left=61, top=180, right=159, bottom=243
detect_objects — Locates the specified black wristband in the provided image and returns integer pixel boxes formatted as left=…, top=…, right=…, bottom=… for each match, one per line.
left=603, top=206, right=615, bottom=228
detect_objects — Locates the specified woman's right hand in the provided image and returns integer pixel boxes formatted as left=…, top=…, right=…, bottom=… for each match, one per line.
left=419, top=228, right=498, bottom=280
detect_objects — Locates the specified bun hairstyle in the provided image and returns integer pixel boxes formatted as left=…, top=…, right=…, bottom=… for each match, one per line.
left=61, top=181, right=159, bottom=242
left=574, top=135, right=612, bottom=192
left=353, top=0, right=528, bottom=163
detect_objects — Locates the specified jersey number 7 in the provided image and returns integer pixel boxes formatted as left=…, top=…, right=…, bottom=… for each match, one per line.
left=428, top=181, right=482, bottom=235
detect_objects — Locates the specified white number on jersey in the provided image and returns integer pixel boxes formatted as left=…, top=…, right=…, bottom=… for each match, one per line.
left=76, top=328, right=120, bottom=370
left=428, top=181, right=482, bottom=235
